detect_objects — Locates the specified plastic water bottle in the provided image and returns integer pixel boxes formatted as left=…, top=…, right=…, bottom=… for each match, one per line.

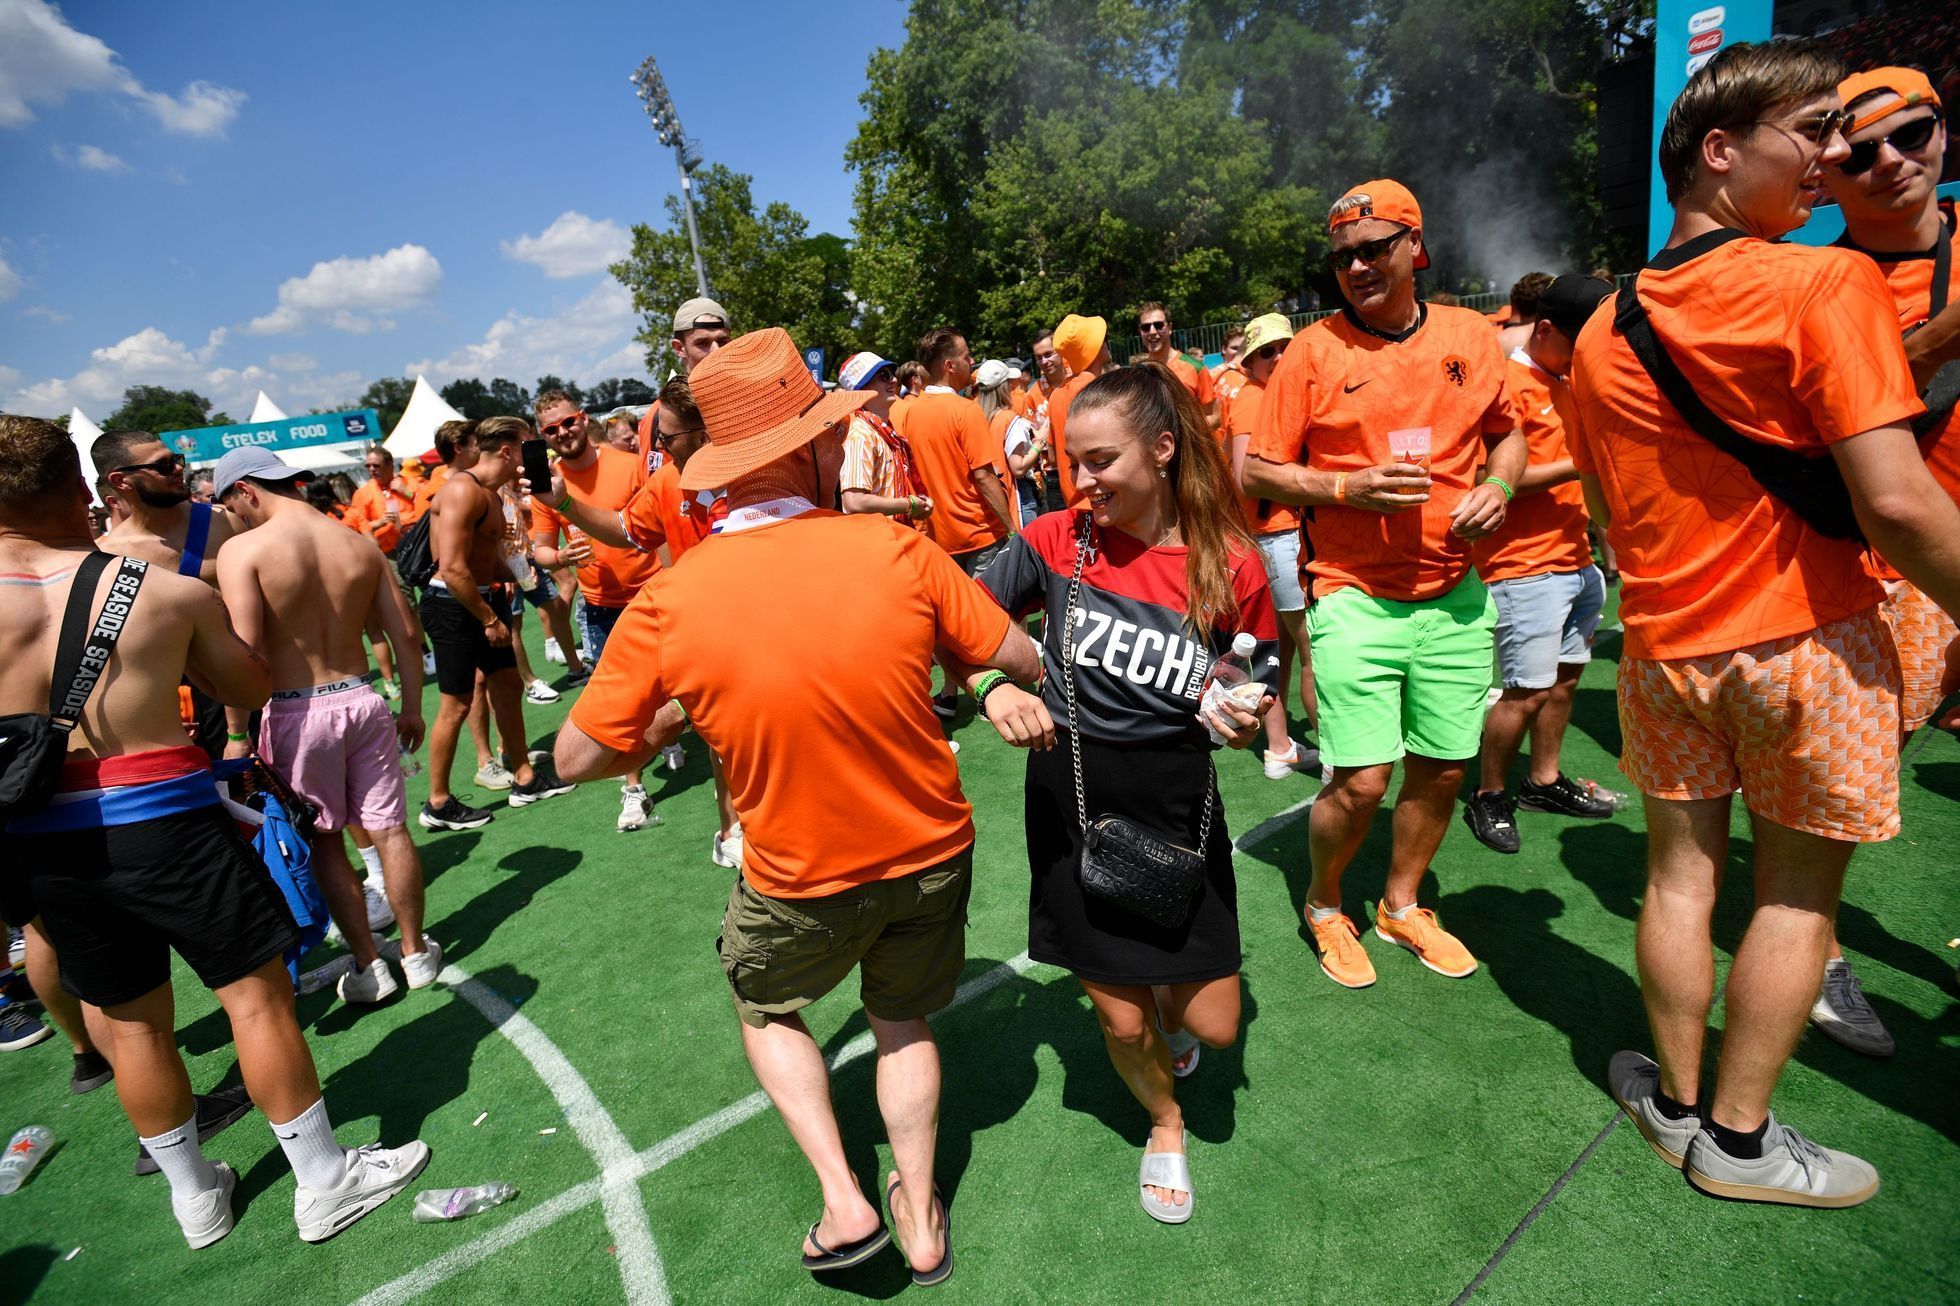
left=1198, top=632, right=1267, bottom=744
left=0, top=1126, right=54, bottom=1195
left=399, top=745, right=421, bottom=779
left=412, top=1182, right=517, bottom=1222
left=661, top=744, right=686, bottom=772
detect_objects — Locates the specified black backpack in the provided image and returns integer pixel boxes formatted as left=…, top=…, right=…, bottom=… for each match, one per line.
left=394, top=512, right=437, bottom=591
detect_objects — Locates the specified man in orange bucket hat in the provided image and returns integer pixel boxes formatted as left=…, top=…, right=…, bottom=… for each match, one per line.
left=553, top=328, right=1042, bottom=1285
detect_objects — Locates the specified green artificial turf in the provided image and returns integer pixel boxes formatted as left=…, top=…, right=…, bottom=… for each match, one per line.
left=2, top=600, right=1956, bottom=1305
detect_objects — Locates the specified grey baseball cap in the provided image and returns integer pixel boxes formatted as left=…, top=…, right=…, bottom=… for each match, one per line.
left=212, top=446, right=307, bottom=498
left=671, top=297, right=730, bottom=336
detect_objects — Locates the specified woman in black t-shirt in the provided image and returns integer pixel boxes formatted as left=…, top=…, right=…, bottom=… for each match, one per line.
left=965, top=364, right=1279, bottom=1225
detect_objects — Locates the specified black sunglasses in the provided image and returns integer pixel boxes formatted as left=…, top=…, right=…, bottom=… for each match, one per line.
left=1248, top=343, right=1286, bottom=365
left=654, top=426, right=704, bottom=448
left=114, top=452, right=186, bottom=476
left=1326, top=228, right=1409, bottom=272
left=1139, top=321, right=1169, bottom=333
left=1751, top=108, right=1852, bottom=145
left=1838, top=113, right=1942, bottom=175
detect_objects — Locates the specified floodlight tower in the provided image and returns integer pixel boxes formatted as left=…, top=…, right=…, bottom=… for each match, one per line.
left=630, top=55, right=710, bottom=299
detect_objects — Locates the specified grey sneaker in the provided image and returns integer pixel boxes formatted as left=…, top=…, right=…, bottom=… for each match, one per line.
left=294, top=1140, right=430, bottom=1242
left=474, top=760, right=516, bottom=790
left=1608, top=1050, right=1698, bottom=1168
left=173, top=1161, right=238, bottom=1250
left=1684, top=1115, right=1880, bottom=1208
left=1809, top=959, right=1895, bottom=1057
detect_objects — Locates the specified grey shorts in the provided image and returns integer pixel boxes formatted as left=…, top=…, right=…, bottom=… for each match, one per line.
left=1489, top=566, right=1605, bottom=690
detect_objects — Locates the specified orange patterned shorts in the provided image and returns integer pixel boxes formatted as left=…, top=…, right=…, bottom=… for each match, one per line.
left=1618, top=606, right=1900, bottom=842
left=1878, top=579, right=1959, bottom=733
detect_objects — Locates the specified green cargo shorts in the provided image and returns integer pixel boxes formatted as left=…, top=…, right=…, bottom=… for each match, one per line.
left=715, top=848, right=974, bottom=1029
left=1304, top=576, right=1497, bottom=767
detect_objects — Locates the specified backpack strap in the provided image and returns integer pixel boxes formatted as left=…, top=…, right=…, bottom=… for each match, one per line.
left=48, top=553, right=148, bottom=729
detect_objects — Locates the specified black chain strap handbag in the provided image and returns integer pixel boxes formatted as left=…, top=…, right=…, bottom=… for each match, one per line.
left=1061, top=516, right=1214, bottom=930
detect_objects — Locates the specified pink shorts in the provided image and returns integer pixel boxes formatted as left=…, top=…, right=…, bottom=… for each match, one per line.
left=258, top=680, right=407, bottom=835
left=1618, top=606, right=1901, bottom=843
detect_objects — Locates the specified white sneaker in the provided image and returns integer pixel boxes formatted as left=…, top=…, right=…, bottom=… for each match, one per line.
left=337, top=959, right=400, bottom=1005
left=544, top=637, right=565, bottom=665
left=617, top=784, right=657, bottom=832
left=474, top=760, right=516, bottom=790
left=174, top=1161, right=238, bottom=1250
left=711, top=822, right=744, bottom=869
left=422, top=650, right=436, bottom=676
left=364, top=884, right=394, bottom=933
left=577, top=645, right=593, bottom=663
left=661, top=743, right=686, bottom=772
left=525, top=678, right=561, bottom=704
left=400, top=937, right=444, bottom=990
left=1262, top=738, right=1321, bottom=780
left=294, top=1140, right=430, bottom=1243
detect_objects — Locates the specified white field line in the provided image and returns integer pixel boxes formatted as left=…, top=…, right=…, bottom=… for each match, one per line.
left=425, top=965, right=667, bottom=1306
left=353, top=798, right=1316, bottom=1305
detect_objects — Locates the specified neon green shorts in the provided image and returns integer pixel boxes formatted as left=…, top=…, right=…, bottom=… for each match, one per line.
left=1304, top=577, right=1497, bottom=767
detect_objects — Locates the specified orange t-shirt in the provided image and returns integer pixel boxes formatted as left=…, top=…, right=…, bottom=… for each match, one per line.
left=620, top=459, right=717, bottom=561
left=1159, top=352, right=1216, bottom=408
left=1046, top=370, right=1098, bottom=507
left=1838, top=211, right=1959, bottom=580
left=529, top=445, right=657, bottom=607
left=888, top=395, right=917, bottom=434
left=567, top=509, right=1013, bottom=898
left=1251, top=303, right=1518, bottom=602
left=1567, top=230, right=1921, bottom=660
left=348, top=477, right=421, bottom=554
left=1214, top=363, right=1247, bottom=406
left=1471, top=354, right=1593, bottom=582
left=902, top=389, right=1009, bottom=556
left=412, top=463, right=451, bottom=516
left=1221, top=379, right=1300, bottom=536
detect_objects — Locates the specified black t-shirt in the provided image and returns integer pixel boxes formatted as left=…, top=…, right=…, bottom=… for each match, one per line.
left=978, top=511, right=1280, bottom=745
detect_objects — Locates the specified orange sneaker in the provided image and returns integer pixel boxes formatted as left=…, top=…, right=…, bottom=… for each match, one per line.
left=1374, top=903, right=1478, bottom=977
left=1307, top=911, right=1377, bottom=988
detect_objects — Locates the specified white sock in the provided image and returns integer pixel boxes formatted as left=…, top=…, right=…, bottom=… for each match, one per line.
left=357, top=844, right=382, bottom=881
left=140, top=1113, right=219, bottom=1203
left=1309, top=905, right=1343, bottom=922
left=1384, top=902, right=1416, bottom=921
left=269, top=1098, right=346, bottom=1191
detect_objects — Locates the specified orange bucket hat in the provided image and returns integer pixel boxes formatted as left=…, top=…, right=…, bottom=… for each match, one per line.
left=1330, top=178, right=1431, bottom=270
left=1053, top=314, right=1108, bottom=374
left=680, top=328, right=871, bottom=491
left=1838, top=66, right=1942, bottom=134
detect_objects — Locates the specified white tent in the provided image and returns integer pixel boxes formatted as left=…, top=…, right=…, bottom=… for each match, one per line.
left=279, top=442, right=365, bottom=474
left=69, top=408, right=103, bottom=503
left=384, top=376, right=466, bottom=461
left=248, top=391, right=289, bottom=423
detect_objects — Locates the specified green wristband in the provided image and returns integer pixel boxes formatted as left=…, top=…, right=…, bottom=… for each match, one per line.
left=226, top=731, right=251, bottom=742
left=556, top=495, right=574, bottom=512
left=1485, top=476, right=1515, bottom=501
left=972, top=671, right=1011, bottom=704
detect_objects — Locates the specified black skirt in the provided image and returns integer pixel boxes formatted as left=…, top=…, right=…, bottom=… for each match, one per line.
left=1024, top=730, right=1241, bottom=986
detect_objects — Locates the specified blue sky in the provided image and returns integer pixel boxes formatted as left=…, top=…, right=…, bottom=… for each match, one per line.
left=0, top=0, right=906, bottom=421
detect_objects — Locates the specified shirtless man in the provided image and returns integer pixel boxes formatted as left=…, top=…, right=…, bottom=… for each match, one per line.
left=419, top=415, right=575, bottom=828
left=0, top=415, right=428, bottom=1248
left=214, top=448, right=440, bottom=1003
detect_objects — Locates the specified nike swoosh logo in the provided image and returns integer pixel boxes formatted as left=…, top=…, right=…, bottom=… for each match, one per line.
left=1540, top=405, right=1555, bottom=415
left=1343, top=381, right=1371, bottom=394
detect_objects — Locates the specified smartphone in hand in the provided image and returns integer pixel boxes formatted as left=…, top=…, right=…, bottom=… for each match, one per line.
left=521, top=439, right=553, bottom=500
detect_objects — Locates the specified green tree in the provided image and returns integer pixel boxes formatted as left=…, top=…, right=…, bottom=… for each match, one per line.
left=358, top=377, right=416, bottom=432
left=610, top=164, right=863, bottom=376
left=487, top=378, right=533, bottom=417
left=440, top=378, right=495, bottom=421
left=103, top=385, right=226, bottom=433
left=534, top=376, right=584, bottom=407
left=585, top=378, right=658, bottom=410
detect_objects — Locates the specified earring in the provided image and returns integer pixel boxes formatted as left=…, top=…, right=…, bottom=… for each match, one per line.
left=1159, top=466, right=1169, bottom=479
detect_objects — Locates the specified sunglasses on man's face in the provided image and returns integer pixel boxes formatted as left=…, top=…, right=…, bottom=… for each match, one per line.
left=1249, top=344, right=1285, bottom=365
left=540, top=413, right=585, bottom=438
left=654, top=426, right=704, bottom=449
left=115, top=453, right=185, bottom=476
left=1838, top=113, right=1942, bottom=175
left=1752, top=108, right=1853, bottom=146
left=1326, top=227, right=1409, bottom=272
left=1139, top=321, right=1168, bottom=333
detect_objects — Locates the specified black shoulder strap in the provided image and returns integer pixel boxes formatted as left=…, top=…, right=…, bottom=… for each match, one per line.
left=48, top=553, right=148, bottom=729
left=1931, top=210, right=1952, bottom=318
left=1611, top=283, right=1778, bottom=475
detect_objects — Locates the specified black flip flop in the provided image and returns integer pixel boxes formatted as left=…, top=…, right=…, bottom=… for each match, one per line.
left=885, top=1177, right=953, bottom=1288
left=800, top=1220, right=891, bottom=1273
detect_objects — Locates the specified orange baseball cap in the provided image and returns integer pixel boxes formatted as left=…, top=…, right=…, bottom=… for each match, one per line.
left=1839, top=67, right=1942, bottom=134
left=1330, top=179, right=1430, bottom=269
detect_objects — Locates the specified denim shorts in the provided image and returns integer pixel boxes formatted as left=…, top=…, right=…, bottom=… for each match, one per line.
left=519, top=568, right=559, bottom=609
left=1488, top=566, right=1605, bottom=690
left=1254, top=529, right=1306, bottom=612
left=581, top=601, right=628, bottom=666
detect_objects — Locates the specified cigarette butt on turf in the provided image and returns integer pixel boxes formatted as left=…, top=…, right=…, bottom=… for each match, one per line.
left=473, top=1112, right=488, bottom=1128
left=540, top=1128, right=557, bottom=1135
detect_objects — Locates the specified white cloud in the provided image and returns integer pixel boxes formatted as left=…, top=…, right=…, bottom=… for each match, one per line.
left=501, top=211, right=633, bottom=280
left=267, top=351, right=317, bottom=371
left=4, top=323, right=260, bottom=420
left=0, top=0, right=244, bottom=136
left=406, top=279, right=646, bottom=388
left=0, top=252, right=19, bottom=301
left=20, top=305, right=69, bottom=323
left=52, top=141, right=129, bottom=172
left=0, top=363, right=20, bottom=388
left=245, top=243, right=442, bottom=336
